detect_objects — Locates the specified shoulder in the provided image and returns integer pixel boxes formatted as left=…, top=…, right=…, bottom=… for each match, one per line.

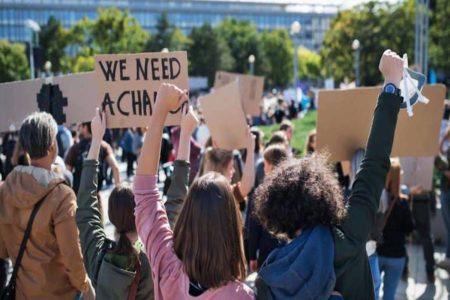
left=225, top=281, right=255, bottom=299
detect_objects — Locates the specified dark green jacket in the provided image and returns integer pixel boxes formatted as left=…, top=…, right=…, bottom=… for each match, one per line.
left=333, top=92, right=401, bottom=299
left=76, top=159, right=190, bottom=300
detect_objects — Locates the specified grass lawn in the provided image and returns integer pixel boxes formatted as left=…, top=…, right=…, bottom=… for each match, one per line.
left=259, top=110, right=317, bottom=157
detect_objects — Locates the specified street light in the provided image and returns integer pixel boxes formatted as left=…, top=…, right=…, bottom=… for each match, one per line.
left=25, top=19, right=41, bottom=79
left=248, top=54, right=255, bottom=76
left=352, top=39, right=360, bottom=87
left=290, top=21, right=301, bottom=102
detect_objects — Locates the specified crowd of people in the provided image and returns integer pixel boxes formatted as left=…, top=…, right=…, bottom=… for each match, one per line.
left=0, top=50, right=448, bottom=300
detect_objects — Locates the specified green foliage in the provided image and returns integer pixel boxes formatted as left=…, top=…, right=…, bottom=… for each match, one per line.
left=298, top=47, right=322, bottom=82
left=0, top=40, right=29, bottom=83
left=90, top=8, right=148, bottom=54
left=216, top=18, right=264, bottom=75
left=170, top=28, right=192, bottom=51
left=146, top=12, right=172, bottom=52
left=321, top=0, right=414, bottom=86
left=39, top=16, right=70, bottom=73
left=259, top=29, right=293, bottom=88
left=430, top=0, right=450, bottom=75
left=189, top=23, right=234, bottom=85
left=259, top=111, right=317, bottom=157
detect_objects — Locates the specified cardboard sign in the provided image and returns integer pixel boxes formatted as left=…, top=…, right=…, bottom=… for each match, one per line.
left=400, top=156, right=434, bottom=191
left=214, top=71, right=264, bottom=117
left=316, top=85, right=446, bottom=162
left=199, top=80, right=248, bottom=150
left=95, top=51, right=188, bottom=128
left=0, top=72, right=98, bottom=132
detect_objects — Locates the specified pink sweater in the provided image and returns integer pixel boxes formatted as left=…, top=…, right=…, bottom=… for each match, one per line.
left=134, top=175, right=255, bottom=300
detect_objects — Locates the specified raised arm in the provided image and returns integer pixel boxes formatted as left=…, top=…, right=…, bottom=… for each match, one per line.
left=75, top=108, right=107, bottom=285
left=239, top=129, right=256, bottom=198
left=338, top=50, right=404, bottom=245
left=134, top=84, right=188, bottom=298
left=166, top=107, right=199, bottom=228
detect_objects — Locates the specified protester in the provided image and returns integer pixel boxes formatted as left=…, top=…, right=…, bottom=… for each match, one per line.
left=376, top=160, right=414, bottom=300
left=134, top=83, right=254, bottom=299
left=65, top=121, right=121, bottom=193
left=57, top=124, right=73, bottom=158
left=120, top=128, right=136, bottom=178
left=247, top=144, right=288, bottom=273
left=304, top=129, right=316, bottom=156
left=0, top=112, right=92, bottom=299
left=438, top=127, right=450, bottom=270
left=198, top=131, right=255, bottom=204
left=253, top=50, right=405, bottom=300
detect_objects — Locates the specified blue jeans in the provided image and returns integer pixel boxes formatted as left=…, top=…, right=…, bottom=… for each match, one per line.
left=441, top=189, right=450, bottom=257
left=378, top=256, right=406, bottom=300
left=369, top=254, right=381, bottom=300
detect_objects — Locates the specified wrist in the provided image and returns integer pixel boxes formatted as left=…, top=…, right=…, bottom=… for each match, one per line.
left=384, top=77, right=401, bottom=88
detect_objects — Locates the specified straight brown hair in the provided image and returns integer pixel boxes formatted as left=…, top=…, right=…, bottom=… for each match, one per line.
left=198, top=147, right=233, bottom=177
left=173, top=172, right=246, bottom=289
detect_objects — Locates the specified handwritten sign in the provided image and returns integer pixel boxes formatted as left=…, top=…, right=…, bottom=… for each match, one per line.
left=316, top=85, right=446, bottom=161
left=199, top=80, right=248, bottom=150
left=0, top=72, right=98, bottom=132
left=95, top=51, right=189, bottom=128
left=214, top=71, right=264, bottom=117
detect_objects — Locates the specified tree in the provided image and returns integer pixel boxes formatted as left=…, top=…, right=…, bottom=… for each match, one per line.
left=39, top=16, right=70, bottom=73
left=259, top=29, right=293, bottom=88
left=0, top=40, right=29, bottom=83
left=189, top=23, right=234, bottom=85
left=91, top=8, right=148, bottom=54
left=430, top=0, right=450, bottom=79
left=146, top=12, right=173, bottom=52
left=216, top=18, right=263, bottom=75
left=170, top=28, right=192, bottom=51
left=298, top=47, right=322, bottom=82
left=320, top=1, right=414, bottom=86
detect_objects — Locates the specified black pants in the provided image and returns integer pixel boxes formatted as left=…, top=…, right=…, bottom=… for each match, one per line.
left=125, top=151, right=136, bottom=178
left=412, top=199, right=435, bottom=274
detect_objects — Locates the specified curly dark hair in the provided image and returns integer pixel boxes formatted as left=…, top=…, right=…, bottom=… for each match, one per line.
left=254, top=155, right=347, bottom=240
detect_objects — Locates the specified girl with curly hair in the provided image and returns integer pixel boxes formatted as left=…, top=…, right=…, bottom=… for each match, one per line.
left=254, top=50, right=405, bottom=300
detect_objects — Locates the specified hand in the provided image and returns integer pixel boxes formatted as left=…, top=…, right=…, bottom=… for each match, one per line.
left=249, top=260, right=258, bottom=273
left=410, top=185, right=423, bottom=195
left=181, top=106, right=199, bottom=136
left=91, top=108, right=106, bottom=143
left=156, top=83, right=187, bottom=111
left=379, top=50, right=404, bottom=87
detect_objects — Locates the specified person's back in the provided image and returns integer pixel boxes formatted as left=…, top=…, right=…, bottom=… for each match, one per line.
left=0, top=112, right=89, bottom=299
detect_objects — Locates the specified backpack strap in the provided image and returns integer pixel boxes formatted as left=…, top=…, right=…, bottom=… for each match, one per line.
left=7, top=184, right=60, bottom=291
left=127, top=259, right=141, bottom=300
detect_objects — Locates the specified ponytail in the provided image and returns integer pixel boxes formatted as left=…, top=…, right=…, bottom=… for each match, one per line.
left=112, top=232, right=139, bottom=266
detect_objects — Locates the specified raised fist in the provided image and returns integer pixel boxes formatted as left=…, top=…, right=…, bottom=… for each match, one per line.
left=379, top=50, right=404, bottom=87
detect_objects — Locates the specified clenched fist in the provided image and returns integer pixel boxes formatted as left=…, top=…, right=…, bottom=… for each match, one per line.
left=379, top=50, right=404, bottom=87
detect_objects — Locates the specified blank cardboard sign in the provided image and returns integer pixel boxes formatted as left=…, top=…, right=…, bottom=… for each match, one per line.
left=214, top=71, right=264, bottom=117
left=95, top=51, right=188, bottom=128
left=400, top=156, right=434, bottom=191
left=316, top=85, right=446, bottom=162
left=0, top=72, right=98, bottom=132
left=199, top=80, right=248, bottom=150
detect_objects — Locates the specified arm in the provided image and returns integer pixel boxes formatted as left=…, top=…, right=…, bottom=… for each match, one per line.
left=75, top=109, right=107, bottom=285
left=166, top=108, right=198, bottom=228
left=134, top=84, right=188, bottom=294
left=54, top=188, right=89, bottom=293
left=238, top=129, right=256, bottom=198
left=338, top=50, right=403, bottom=245
left=247, top=198, right=262, bottom=272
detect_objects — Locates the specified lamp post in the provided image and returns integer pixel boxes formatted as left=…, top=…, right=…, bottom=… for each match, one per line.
left=248, top=54, right=255, bottom=76
left=25, top=19, right=40, bottom=79
left=290, top=21, right=301, bottom=102
left=352, top=39, right=360, bottom=87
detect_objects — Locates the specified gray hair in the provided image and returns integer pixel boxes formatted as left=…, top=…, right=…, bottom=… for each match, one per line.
left=19, top=112, right=58, bottom=159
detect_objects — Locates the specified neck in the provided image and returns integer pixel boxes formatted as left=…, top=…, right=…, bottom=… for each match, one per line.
left=126, top=232, right=138, bottom=244
left=30, top=158, right=52, bottom=171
